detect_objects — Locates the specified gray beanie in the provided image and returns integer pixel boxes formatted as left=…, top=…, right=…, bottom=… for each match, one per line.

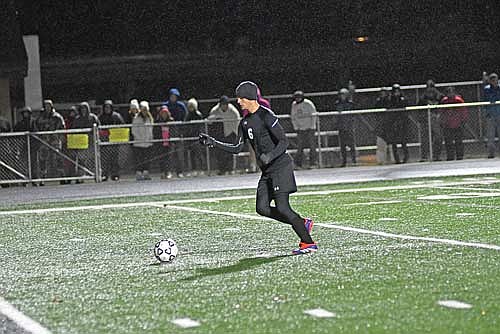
left=235, top=81, right=258, bottom=100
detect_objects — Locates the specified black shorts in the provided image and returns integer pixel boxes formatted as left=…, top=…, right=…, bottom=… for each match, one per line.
left=258, top=162, right=297, bottom=196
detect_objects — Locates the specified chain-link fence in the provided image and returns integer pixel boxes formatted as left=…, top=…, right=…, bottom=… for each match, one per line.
left=1, top=102, right=498, bottom=185
left=2, top=83, right=500, bottom=185
left=0, top=128, right=97, bottom=186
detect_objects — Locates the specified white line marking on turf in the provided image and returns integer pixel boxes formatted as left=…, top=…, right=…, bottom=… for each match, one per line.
left=315, top=223, right=500, bottom=251
left=0, top=296, right=52, bottom=334
left=455, top=213, right=475, bottom=217
left=171, top=318, right=201, bottom=328
left=303, top=308, right=336, bottom=318
left=418, top=192, right=500, bottom=200
left=432, top=186, right=500, bottom=192
left=157, top=204, right=273, bottom=222
left=158, top=204, right=500, bottom=251
left=345, top=200, right=402, bottom=206
left=3, top=179, right=500, bottom=216
left=378, top=218, right=398, bottom=221
left=437, top=300, right=472, bottom=309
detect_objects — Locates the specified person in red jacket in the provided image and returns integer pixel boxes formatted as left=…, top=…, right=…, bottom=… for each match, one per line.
left=439, top=87, right=468, bottom=160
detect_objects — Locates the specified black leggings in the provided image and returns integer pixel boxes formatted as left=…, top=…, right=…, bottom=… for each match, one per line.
left=256, top=191, right=314, bottom=244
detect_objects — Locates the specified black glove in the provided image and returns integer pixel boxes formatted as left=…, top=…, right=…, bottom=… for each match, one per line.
left=199, top=133, right=215, bottom=147
left=260, top=153, right=272, bottom=165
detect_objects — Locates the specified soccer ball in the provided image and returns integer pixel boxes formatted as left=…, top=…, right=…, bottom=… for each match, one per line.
left=154, top=239, right=178, bottom=263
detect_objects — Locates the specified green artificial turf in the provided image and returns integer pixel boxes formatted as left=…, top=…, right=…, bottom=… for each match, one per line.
left=0, top=176, right=499, bottom=333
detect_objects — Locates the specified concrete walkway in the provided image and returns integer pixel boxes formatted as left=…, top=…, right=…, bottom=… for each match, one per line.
left=1, top=158, right=499, bottom=206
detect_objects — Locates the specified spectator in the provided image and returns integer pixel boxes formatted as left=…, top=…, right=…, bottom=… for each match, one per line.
left=34, top=99, right=65, bottom=184
left=166, top=88, right=188, bottom=122
left=290, top=90, right=318, bottom=168
left=154, top=105, right=175, bottom=179
left=334, top=88, right=356, bottom=167
left=127, top=99, right=140, bottom=124
left=208, top=95, right=241, bottom=174
left=417, top=80, right=444, bottom=161
left=185, top=98, right=206, bottom=175
left=348, top=80, right=356, bottom=102
left=386, top=84, right=409, bottom=164
left=14, top=107, right=38, bottom=184
left=73, top=102, right=100, bottom=128
left=483, top=73, right=500, bottom=158
left=166, top=88, right=188, bottom=177
left=131, top=101, right=154, bottom=181
left=14, top=107, right=35, bottom=132
left=71, top=102, right=100, bottom=183
left=61, top=106, right=78, bottom=183
left=374, top=87, right=392, bottom=164
left=439, top=87, right=468, bottom=160
left=98, top=100, right=125, bottom=181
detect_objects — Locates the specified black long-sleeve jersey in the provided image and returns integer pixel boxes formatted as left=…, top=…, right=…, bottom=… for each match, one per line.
left=213, top=105, right=292, bottom=172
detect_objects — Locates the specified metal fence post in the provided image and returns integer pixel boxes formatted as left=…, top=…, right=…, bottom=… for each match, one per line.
left=427, top=107, right=433, bottom=162
left=477, top=82, right=483, bottom=138
left=204, top=121, right=211, bottom=174
left=27, top=133, right=32, bottom=181
left=93, top=124, right=102, bottom=182
left=316, top=113, right=323, bottom=168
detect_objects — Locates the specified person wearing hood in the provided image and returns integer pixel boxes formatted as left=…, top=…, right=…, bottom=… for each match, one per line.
left=334, top=88, right=356, bottom=167
left=153, top=105, right=175, bottom=179
left=99, top=100, right=125, bottom=181
left=34, top=99, right=66, bottom=183
left=386, top=84, right=409, bottom=164
left=165, top=88, right=188, bottom=122
left=132, top=101, right=154, bottom=181
left=61, top=106, right=78, bottom=184
left=70, top=102, right=100, bottom=183
left=417, top=80, right=444, bottom=161
left=208, top=95, right=241, bottom=174
left=483, top=73, right=500, bottom=158
left=185, top=98, right=206, bottom=175
left=438, top=87, right=468, bottom=161
left=73, top=102, right=100, bottom=129
left=165, top=88, right=188, bottom=177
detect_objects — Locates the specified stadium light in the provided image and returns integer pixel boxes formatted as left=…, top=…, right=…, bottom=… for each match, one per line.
left=354, top=36, right=369, bottom=43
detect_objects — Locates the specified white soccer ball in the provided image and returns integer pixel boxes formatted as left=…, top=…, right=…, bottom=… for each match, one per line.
left=154, top=239, right=178, bottom=263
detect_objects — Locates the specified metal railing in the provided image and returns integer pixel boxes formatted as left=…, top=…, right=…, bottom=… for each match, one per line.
left=1, top=99, right=499, bottom=185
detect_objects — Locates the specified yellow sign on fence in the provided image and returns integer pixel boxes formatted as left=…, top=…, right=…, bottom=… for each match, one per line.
left=67, top=134, right=89, bottom=149
left=109, top=128, right=130, bottom=143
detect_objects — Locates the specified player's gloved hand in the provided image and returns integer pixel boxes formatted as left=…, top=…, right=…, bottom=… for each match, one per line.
left=199, top=133, right=215, bottom=147
left=260, top=153, right=272, bottom=165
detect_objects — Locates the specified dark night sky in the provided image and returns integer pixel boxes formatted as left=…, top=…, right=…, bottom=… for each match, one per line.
left=3, top=0, right=500, bottom=104
left=15, top=1, right=500, bottom=59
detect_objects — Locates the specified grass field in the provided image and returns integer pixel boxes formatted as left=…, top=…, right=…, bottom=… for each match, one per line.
left=1, top=176, right=499, bottom=333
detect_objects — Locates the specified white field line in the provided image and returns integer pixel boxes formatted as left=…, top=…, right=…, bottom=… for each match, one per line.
left=2, top=179, right=500, bottom=216
left=432, top=186, right=500, bottom=192
left=344, top=200, right=402, bottom=206
left=159, top=204, right=500, bottom=251
left=0, top=297, right=52, bottom=334
left=315, top=223, right=500, bottom=251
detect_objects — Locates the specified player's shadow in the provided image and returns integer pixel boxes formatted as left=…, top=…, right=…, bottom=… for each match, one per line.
left=181, top=254, right=292, bottom=281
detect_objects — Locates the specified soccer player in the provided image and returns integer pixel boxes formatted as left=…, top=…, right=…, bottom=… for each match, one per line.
left=199, top=81, right=317, bottom=254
